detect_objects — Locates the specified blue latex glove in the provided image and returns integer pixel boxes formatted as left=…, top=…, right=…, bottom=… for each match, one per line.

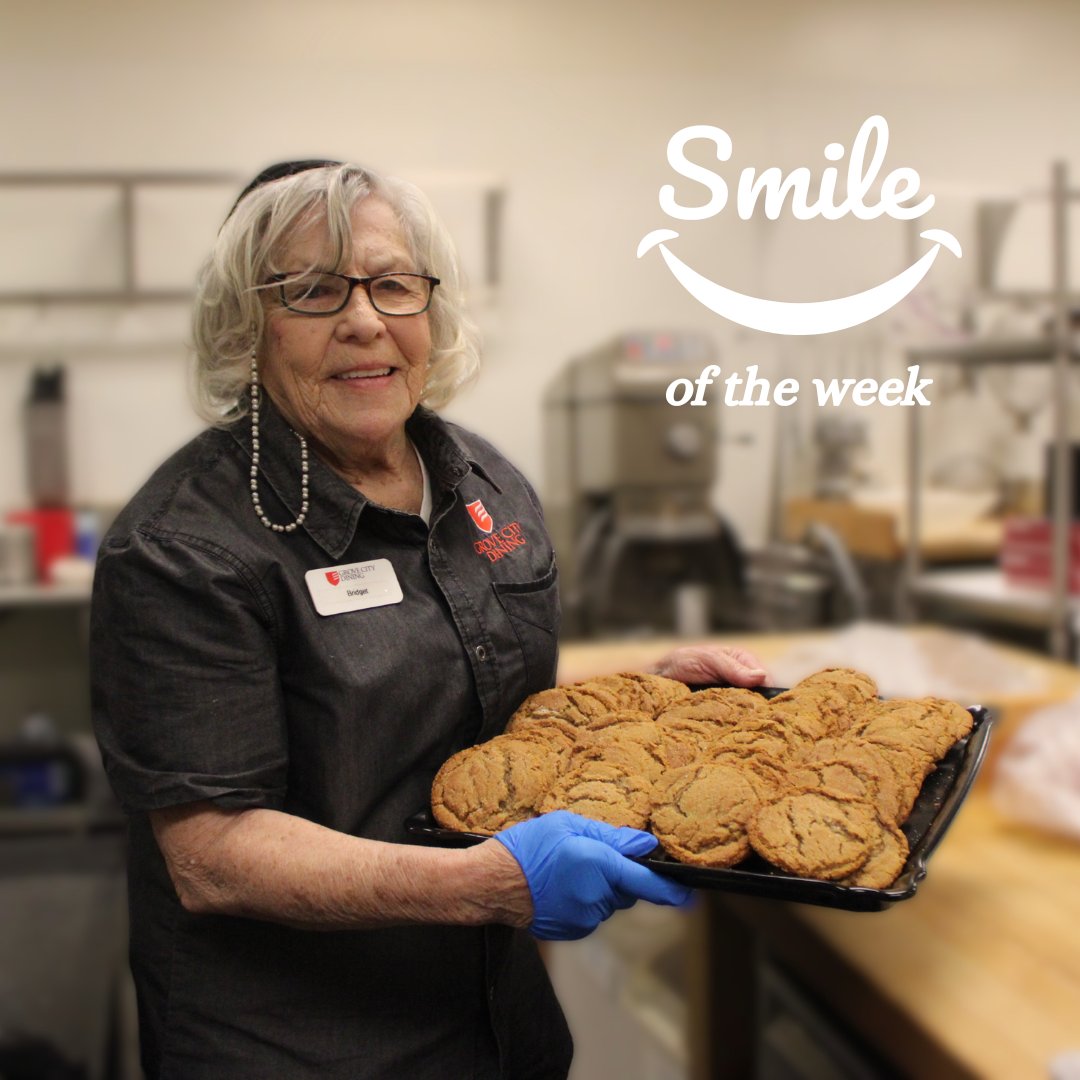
left=494, top=810, right=694, bottom=941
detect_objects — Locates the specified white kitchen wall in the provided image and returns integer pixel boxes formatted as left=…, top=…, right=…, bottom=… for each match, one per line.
left=3, top=0, right=1079, bottom=546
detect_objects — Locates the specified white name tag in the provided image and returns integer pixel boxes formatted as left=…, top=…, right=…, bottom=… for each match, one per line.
left=304, top=559, right=404, bottom=616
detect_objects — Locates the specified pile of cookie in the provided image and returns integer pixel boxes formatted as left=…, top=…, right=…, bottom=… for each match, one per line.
left=430, top=668, right=974, bottom=889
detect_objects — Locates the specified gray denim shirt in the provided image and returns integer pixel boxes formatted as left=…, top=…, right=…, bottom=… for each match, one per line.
left=91, top=396, right=570, bottom=1079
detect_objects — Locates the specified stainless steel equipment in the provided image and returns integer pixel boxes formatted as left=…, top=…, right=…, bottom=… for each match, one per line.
left=544, top=332, right=746, bottom=638
left=812, top=416, right=866, bottom=500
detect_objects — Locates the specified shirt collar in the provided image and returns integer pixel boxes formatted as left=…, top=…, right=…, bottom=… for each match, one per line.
left=227, top=394, right=500, bottom=559
left=405, top=405, right=503, bottom=494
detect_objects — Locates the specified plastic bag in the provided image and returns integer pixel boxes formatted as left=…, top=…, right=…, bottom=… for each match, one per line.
left=991, top=696, right=1080, bottom=843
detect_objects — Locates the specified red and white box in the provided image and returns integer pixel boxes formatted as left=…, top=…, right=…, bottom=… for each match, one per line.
left=5, top=508, right=74, bottom=584
left=1000, top=516, right=1080, bottom=593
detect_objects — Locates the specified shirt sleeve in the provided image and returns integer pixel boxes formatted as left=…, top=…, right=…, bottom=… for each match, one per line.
left=90, top=528, right=288, bottom=813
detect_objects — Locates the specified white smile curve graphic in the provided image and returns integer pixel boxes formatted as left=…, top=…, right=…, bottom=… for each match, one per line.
left=636, top=227, right=962, bottom=336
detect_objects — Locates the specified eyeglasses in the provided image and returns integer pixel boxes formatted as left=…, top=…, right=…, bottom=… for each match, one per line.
left=266, top=271, right=440, bottom=316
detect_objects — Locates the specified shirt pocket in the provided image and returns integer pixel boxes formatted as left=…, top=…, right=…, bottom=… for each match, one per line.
left=491, top=557, right=560, bottom=703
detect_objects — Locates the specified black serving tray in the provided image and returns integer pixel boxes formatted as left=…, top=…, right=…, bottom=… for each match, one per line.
left=406, top=694, right=993, bottom=913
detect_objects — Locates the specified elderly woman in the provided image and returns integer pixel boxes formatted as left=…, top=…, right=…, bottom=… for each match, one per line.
left=90, top=160, right=767, bottom=1080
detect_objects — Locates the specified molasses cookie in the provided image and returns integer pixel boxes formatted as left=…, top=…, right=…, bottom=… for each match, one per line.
left=507, top=683, right=623, bottom=728
left=855, top=698, right=972, bottom=760
left=654, top=716, right=726, bottom=768
left=770, top=668, right=878, bottom=739
left=651, top=761, right=761, bottom=868
left=539, top=756, right=653, bottom=829
left=793, top=667, right=879, bottom=705
left=798, top=737, right=908, bottom=819
left=710, top=724, right=793, bottom=762
left=431, top=735, right=561, bottom=834
left=581, top=709, right=655, bottom=732
left=707, top=750, right=789, bottom=800
left=502, top=714, right=582, bottom=762
left=657, top=687, right=766, bottom=727
left=573, top=721, right=667, bottom=780
left=785, top=753, right=900, bottom=826
left=748, top=790, right=876, bottom=880
left=838, top=821, right=909, bottom=889
left=578, top=674, right=656, bottom=714
left=631, top=672, right=695, bottom=713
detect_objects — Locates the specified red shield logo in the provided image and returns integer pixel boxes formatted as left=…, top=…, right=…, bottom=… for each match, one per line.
left=325, top=571, right=341, bottom=586
left=465, top=499, right=494, bottom=534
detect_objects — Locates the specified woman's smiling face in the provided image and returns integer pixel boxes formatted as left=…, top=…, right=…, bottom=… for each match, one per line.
left=258, top=196, right=432, bottom=464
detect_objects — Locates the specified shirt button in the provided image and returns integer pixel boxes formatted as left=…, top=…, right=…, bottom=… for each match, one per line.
left=475, top=645, right=488, bottom=663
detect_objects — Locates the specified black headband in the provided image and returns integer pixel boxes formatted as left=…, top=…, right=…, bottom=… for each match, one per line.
left=225, top=158, right=343, bottom=220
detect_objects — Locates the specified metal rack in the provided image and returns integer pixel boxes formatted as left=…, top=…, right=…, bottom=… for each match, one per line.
left=0, top=170, right=237, bottom=304
left=903, top=162, right=1079, bottom=658
left=0, top=582, right=92, bottom=608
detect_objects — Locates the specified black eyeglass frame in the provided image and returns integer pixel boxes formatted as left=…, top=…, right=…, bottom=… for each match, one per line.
left=265, top=271, right=441, bottom=316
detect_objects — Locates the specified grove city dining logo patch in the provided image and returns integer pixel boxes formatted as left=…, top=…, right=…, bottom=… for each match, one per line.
left=465, top=499, right=494, bottom=534
left=637, top=115, right=961, bottom=337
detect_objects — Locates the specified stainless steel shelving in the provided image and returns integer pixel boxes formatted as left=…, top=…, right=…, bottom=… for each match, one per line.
left=904, top=162, right=1079, bottom=658
left=0, top=582, right=92, bottom=608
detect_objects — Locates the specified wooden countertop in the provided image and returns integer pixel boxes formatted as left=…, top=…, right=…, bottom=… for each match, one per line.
left=724, top=792, right=1080, bottom=1079
left=561, top=628, right=1080, bottom=1079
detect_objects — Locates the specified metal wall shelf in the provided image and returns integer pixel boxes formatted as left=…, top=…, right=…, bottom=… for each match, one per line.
left=0, top=170, right=238, bottom=305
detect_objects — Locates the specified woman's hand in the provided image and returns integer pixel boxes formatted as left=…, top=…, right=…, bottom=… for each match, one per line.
left=492, top=811, right=693, bottom=940
left=646, top=644, right=768, bottom=688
